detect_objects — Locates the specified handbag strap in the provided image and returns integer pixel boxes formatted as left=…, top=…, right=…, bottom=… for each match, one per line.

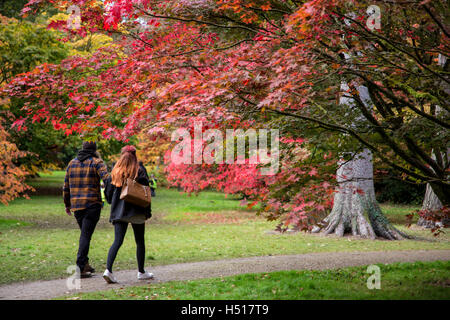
left=143, top=185, right=148, bottom=198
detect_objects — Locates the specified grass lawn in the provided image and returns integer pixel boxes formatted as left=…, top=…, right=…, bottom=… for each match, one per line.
left=26, top=171, right=66, bottom=189
left=0, top=171, right=449, bottom=285
left=60, top=261, right=450, bottom=300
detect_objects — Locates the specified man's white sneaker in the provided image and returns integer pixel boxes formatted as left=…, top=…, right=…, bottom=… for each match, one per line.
left=137, top=271, right=154, bottom=280
left=103, top=269, right=118, bottom=284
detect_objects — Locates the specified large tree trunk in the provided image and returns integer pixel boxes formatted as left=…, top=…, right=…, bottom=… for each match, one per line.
left=422, top=56, right=450, bottom=208
left=312, top=82, right=409, bottom=239
left=417, top=184, right=444, bottom=228
left=315, top=149, right=409, bottom=239
left=417, top=145, right=448, bottom=227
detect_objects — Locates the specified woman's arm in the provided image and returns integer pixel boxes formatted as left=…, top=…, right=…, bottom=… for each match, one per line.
left=136, top=167, right=150, bottom=186
left=103, top=177, right=114, bottom=204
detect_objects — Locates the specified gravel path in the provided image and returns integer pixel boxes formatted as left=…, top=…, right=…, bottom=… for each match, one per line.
left=1, top=249, right=449, bottom=300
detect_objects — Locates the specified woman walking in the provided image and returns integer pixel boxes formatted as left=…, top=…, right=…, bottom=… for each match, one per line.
left=103, top=145, right=153, bottom=283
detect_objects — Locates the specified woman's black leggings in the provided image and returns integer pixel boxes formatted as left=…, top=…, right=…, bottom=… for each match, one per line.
left=107, top=221, right=145, bottom=273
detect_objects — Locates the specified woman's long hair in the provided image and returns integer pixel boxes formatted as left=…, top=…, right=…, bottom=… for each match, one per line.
left=111, top=145, right=139, bottom=187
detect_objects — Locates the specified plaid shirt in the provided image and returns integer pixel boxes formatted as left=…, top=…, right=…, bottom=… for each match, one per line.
left=63, top=157, right=110, bottom=211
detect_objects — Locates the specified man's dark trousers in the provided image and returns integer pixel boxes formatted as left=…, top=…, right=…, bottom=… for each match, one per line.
left=74, top=203, right=101, bottom=272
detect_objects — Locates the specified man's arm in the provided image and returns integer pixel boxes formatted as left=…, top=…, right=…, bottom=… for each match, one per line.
left=95, top=159, right=110, bottom=182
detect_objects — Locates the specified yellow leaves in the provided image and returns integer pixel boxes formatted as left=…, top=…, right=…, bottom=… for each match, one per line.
left=30, top=165, right=40, bottom=176
left=136, top=128, right=170, bottom=167
left=69, top=34, right=113, bottom=56
left=47, top=12, right=70, bottom=24
left=116, top=24, right=128, bottom=33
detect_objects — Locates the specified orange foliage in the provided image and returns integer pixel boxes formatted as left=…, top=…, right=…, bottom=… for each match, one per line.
left=0, top=117, right=33, bottom=204
left=136, top=130, right=170, bottom=168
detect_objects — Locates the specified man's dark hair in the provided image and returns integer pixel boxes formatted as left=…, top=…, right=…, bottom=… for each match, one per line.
left=82, top=141, right=97, bottom=151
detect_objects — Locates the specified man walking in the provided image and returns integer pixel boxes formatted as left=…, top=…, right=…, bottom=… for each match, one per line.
left=63, top=141, right=110, bottom=278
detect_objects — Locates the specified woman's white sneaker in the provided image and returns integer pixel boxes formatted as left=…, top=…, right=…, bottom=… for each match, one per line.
left=103, top=269, right=118, bottom=284
left=137, top=271, right=154, bottom=280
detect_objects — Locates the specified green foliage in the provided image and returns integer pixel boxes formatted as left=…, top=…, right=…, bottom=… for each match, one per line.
left=375, top=178, right=426, bottom=205
left=7, top=121, right=81, bottom=170
left=7, top=117, right=132, bottom=170
left=0, top=17, right=68, bottom=82
left=98, top=136, right=139, bottom=165
left=0, top=16, right=69, bottom=170
left=0, top=15, right=126, bottom=170
left=0, top=0, right=29, bottom=19
left=0, top=0, right=59, bottom=22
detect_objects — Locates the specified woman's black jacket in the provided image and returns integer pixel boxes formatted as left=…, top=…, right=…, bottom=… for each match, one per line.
left=104, top=166, right=152, bottom=223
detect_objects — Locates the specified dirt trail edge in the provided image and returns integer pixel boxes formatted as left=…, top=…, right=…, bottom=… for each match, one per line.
left=1, top=250, right=449, bottom=300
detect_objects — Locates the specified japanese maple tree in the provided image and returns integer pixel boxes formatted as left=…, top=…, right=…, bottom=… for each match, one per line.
left=4, top=0, right=448, bottom=235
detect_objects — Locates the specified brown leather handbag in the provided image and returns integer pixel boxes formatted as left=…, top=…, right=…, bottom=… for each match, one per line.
left=120, top=178, right=151, bottom=207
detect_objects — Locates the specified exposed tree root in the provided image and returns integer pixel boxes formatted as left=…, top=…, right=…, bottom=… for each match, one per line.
left=313, top=149, right=412, bottom=240
left=318, top=192, right=412, bottom=240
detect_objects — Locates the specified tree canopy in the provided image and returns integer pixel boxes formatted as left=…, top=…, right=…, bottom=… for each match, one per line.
left=2, top=0, right=448, bottom=228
